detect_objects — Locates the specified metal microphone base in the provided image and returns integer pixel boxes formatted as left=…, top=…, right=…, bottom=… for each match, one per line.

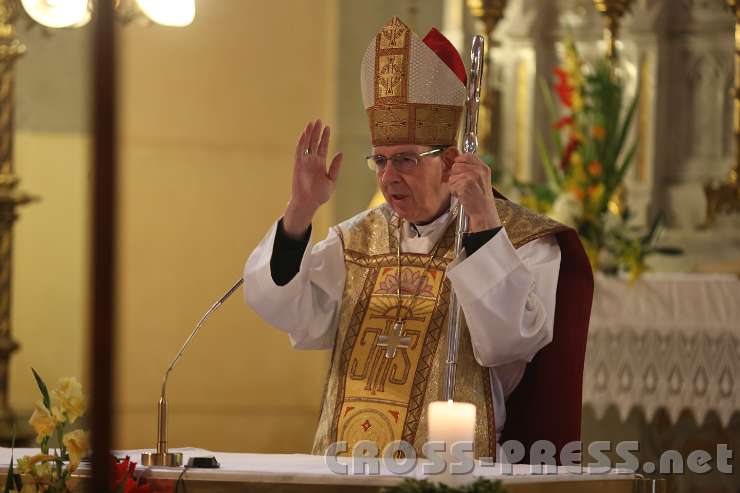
left=140, top=451, right=183, bottom=467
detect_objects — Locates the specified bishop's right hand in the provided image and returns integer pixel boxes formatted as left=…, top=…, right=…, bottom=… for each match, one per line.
left=283, top=119, right=343, bottom=239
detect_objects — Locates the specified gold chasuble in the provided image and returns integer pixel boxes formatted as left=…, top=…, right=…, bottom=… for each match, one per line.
left=312, top=199, right=569, bottom=459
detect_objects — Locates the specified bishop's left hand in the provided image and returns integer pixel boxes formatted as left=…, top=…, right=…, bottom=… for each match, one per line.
left=448, top=153, right=502, bottom=233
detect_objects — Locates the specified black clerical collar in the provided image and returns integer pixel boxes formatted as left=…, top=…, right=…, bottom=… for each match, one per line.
left=408, top=198, right=457, bottom=237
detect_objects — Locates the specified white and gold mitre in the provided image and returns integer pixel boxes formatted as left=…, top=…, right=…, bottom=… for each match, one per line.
left=361, top=17, right=467, bottom=147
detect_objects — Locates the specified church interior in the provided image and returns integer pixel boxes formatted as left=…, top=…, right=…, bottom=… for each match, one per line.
left=0, top=0, right=738, bottom=492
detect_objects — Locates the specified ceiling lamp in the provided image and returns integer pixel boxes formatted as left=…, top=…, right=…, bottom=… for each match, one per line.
left=135, top=0, right=195, bottom=27
left=20, top=0, right=91, bottom=28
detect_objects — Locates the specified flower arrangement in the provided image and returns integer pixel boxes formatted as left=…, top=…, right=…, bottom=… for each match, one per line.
left=4, top=370, right=88, bottom=493
left=516, top=40, right=679, bottom=279
left=4, top=371, right=151, bottom=493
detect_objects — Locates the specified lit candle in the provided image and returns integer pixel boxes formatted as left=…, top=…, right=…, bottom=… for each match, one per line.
left=427, top=400, right=476, bottom=485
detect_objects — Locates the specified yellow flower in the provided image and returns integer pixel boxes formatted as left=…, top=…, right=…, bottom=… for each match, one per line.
left=569, top=157, right=587, bottom=186
left=51, top=377, right=86, bottom=424
left=589, top=183, right=605, bottom=207
left=16, top=456, right=32, bottom=475
left=571, top=92, right=584, bottom=112
left=563, top=42, right=582, bottom=85
left=17, top=454, right=54, bottom=473
left=63, top=429, right=89, bottom=472
left=34, top=461, right=52, bottom=482
left=28, top=402, right=56, bottom=443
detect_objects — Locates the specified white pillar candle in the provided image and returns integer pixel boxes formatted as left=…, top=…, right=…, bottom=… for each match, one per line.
left=428, top=400, right=476, bottom=445
left=427, top=400, right=476, bottom=485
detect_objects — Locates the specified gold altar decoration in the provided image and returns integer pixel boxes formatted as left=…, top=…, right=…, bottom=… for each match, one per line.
left=0, top=0, right=194, bottom=445
left=593, top=0, right=634, bottom=60
left=704, top=0, right=740, bottom=226
left=465, top=0, right=507, bottom=156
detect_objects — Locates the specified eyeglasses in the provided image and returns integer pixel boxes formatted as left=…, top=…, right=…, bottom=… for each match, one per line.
left=365, top=147, right=445, bottom=173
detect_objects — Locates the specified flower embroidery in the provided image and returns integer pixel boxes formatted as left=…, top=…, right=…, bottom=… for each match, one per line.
left=376, top=268, right=434, bottom=297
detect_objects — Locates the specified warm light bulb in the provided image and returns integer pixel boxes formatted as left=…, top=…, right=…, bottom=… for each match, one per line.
left=21, top=0, right=90, bottom=28
left=136, top=0, right=195, bottom=27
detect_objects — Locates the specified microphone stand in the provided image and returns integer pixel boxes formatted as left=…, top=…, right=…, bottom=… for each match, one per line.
left=141, top=278, right=244, bottom=467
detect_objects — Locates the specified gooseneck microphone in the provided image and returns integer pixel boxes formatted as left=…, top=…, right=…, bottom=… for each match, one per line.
left=141, top=278, right=244, bottom=467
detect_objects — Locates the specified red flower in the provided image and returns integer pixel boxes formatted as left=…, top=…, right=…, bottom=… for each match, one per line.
left=111, top=456, right=151, bottom=493
left=554, top=115, right=574, bottom=129
left=554, top=68, right=574, bottom=108
left=112, top=456, right=131, bottom=483
left=560, top=136, right=580, bottom=170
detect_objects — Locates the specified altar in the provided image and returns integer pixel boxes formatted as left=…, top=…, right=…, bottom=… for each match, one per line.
left=0, top=448, right=663, bottom=493
left=582, top=272, right=740, bottom=493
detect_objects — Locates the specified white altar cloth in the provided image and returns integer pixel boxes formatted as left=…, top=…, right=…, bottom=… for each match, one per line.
left=584, top=272, right=740, bottom=426
left=0, top=447, right=636, bottom=487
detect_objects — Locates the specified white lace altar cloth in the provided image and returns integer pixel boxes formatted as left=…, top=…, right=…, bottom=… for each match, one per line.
left=584, top=272, right=740, bottom=427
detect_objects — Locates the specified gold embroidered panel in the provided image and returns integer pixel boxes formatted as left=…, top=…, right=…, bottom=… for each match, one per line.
left=334, top=262, right=447, bottom=454
left=367, top=104, right=461, bottom=147
left=374, top=17, right=409, bottom=105
left=495, top=198, right=569, bottom=248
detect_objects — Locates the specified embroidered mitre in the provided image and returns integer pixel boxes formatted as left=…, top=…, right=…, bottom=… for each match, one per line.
left=360, top=17, right=467, bottom=147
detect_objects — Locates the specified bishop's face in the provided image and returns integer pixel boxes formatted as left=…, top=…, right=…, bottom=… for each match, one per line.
left=373, top=144, right=456, bottom=224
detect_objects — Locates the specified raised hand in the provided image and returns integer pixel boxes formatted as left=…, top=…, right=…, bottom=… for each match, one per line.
left=283, top=119, right=343, bottom=238
left=448, top=153, right=501, bottom=233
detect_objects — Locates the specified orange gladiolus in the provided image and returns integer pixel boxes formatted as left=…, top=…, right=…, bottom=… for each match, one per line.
left=588, top=160, right=603, bottom=177
left=571, top=187, right=585, bottom=201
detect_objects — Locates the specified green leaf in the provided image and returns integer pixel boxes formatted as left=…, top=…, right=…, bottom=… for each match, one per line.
left=3, top=427, right=15, bottom=493
left=31, top=368, right=51, bottom=411
left=641, top=214, right=663, bottom=246
left=649, top=246, right=684, bottom=256
left=536, top=133, right=563, bottom=189
left=605, top=92, right=639, bottom=174
left=539, top=77, right=563, bottom=155
left=610, top=141, right=638, bottom=194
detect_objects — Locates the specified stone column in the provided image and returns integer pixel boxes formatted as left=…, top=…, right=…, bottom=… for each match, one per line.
left=657, top=0, right=735, bottom=228
left=617, top=0, right=670, bottom=226
left=490, top=0, right=560, bottom=185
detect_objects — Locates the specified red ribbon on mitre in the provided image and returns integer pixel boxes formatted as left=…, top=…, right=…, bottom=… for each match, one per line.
left=422, top=28, right=467, bottom=85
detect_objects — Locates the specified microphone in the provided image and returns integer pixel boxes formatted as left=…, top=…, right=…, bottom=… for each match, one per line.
left=141, top=277, right=244, bottom=467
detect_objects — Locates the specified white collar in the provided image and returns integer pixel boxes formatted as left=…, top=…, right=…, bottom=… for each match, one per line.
left=401, top=197, right=457, bottom=239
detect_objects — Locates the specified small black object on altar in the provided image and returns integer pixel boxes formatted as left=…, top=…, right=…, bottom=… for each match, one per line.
left=187, top=456, right=220, bottom=468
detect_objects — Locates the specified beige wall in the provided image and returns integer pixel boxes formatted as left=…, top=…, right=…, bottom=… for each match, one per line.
left=11, top=132, right=89, bottom=412
left=116, top=0, right=337, bottom=452
left=11, top=24, right=90, bottom=429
